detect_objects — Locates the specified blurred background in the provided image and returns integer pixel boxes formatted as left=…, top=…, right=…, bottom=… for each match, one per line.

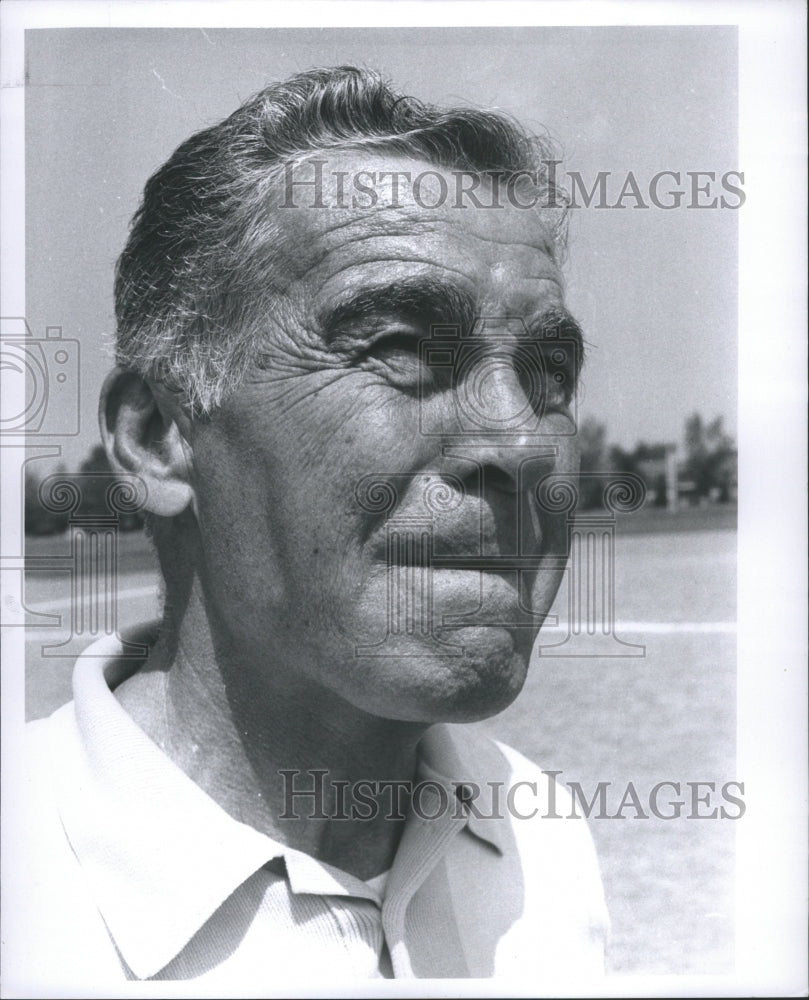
left=17, top=26, right=737, bottom=976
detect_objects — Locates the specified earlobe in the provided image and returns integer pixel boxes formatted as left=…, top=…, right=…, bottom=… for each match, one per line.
left=99, top=369, right=195, bottom=517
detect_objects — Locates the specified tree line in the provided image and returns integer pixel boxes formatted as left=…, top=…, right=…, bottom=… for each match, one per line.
left=579, top=412, right=736, bottom=510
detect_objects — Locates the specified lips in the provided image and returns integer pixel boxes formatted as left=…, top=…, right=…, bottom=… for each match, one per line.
left=367, top=486, right=569, bottom=627
left=430, top=568, right=548, bottom=631
left=380, top=520, right=559, bottom=582
left=360, top=513, right=566, bottom=650
left=380, top=546, right=560, bottom=633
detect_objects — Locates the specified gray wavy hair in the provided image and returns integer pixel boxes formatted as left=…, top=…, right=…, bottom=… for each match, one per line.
left=114, top=66, right=568, bottom=415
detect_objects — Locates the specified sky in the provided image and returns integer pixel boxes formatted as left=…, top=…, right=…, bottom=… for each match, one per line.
left=23, top=25, right=738, bottom=471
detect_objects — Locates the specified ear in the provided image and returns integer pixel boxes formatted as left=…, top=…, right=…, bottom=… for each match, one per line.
left=99, top=369, right=195, bottom=517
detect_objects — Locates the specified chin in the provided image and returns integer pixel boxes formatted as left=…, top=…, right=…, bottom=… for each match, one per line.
left=362, top=628, right=531, bottom=724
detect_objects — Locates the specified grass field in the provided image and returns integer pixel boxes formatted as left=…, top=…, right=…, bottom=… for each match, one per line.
left=21, top=506, right=736, bottom=976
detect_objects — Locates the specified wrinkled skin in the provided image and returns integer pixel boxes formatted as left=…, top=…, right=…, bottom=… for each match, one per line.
left=182, top=155, right=581, bottom=726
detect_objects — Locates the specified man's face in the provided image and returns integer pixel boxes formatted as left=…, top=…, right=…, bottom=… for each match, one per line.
left=185, top=155, right=580, bottom=724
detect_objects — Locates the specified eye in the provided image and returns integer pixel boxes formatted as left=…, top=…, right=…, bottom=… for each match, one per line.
left=542, top=375, right=577, bottom=431
left=538, top=342, right=578, bottom=409
left=368, top=332, right=421, bottom=358
left=545, top=370, right=572, bottom=407
left=356, top=330, right=426, bottom=389
left=511, top=346, right=572, bottom=415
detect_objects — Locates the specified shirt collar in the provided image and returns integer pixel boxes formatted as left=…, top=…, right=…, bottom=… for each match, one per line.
left=46, top=625, right=503, bottom=978
left=47, top=625, right=291, bottom=978
left=418, top=725, right=508, bottom=854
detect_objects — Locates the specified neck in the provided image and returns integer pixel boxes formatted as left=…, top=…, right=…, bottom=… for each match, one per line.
left=116, top=577, right=429, bottom=880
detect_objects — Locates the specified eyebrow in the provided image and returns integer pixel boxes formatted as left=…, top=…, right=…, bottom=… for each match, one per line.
left=525, top=309, right=586, bottom=381
left=316, top=275, right=584, bottom=374
left=316, top=276, right=477, bottom=344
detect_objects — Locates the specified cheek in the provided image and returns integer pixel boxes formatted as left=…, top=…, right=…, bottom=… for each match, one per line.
left=272, top=385, right=432, bottom=503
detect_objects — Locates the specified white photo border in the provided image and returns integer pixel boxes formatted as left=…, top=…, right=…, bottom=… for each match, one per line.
left=1, top=2, right=806, bottom=997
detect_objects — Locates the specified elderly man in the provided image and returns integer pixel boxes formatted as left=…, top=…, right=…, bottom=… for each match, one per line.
left=23, top=67, right=608, bottom=986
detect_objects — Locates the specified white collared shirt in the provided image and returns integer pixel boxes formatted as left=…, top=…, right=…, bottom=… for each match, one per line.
left=13, top=626, right=609, bottom=991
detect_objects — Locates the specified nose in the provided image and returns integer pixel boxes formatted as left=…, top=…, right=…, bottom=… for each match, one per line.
left=443, top=439, right=559, bottom=504
left=455, top=352, right=540, bottom=440
left=445, top=354, right=560, bottom=493
left=436, top=439, right=559, bottom=562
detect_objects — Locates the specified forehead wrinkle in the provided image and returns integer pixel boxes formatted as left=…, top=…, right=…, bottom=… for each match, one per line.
left=317, top=214, right=553, bottom=258
left=275, top=218, right=450, bottom=293
left=281, top=200, right=553, bottom=269
left=388, top=201, right=557, bottom=259
left=280, top=206, right=443, bottom=255
left=304, top=224, right=560, bottom=298
left=314, top=257, right=481, bottom=302
left=467, top=227, right=558, bottom=256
